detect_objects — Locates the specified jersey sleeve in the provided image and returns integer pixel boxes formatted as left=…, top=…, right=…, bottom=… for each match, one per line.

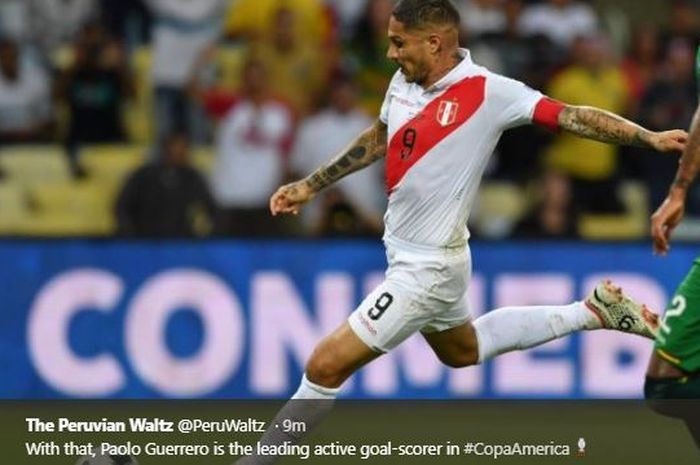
left=489, top=73, right=564, bottom=131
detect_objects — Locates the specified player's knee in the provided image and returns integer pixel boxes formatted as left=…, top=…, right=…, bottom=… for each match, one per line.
left=305, top=351, right=345, bottom=389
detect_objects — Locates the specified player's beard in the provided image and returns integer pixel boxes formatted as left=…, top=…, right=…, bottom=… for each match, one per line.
left=401, top=65, right=421, bottom=84
left=401, top=61, right=427, bottom=85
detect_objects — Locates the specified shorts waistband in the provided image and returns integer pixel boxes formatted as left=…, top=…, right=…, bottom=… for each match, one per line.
left=383, top=234, right=466, bottom=257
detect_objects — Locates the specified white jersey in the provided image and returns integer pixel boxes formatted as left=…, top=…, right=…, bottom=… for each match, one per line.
left=379, top=49, right=562, bottom=250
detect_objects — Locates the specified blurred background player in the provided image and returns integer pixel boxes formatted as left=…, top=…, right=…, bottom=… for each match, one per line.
left=115, top=132, right=217, bottom=238
left=543, top=34, right=629, bottom=213
left=56, top=22, right=133, bottom=177
left=0, top=38, right=52, bottom=145
left=146, top=0, right=228, bottom=144
left=189, top=54, right=295, bottom=237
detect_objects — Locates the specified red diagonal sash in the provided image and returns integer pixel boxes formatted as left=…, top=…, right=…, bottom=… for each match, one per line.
left=386, top=76, right=486, bottom=193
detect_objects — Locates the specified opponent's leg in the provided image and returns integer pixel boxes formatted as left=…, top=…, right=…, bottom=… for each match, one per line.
left=645, top=357, right=700, bottom=449
left=645, top=367, right=700, bottom=399
left=646, top=351, right=686, bottom=379
left=236, top=323, right=380, bottom=464
left=686, top=417, right=700, bottom=449
left=646, top=386, right=700, bottom=450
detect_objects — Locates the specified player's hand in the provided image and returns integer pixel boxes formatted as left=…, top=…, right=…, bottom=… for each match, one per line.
left=649, top=129, right=689, bottom=153
left=650, top=190, right=686, bottom=255
left=270, top=180, right=315, bottom=216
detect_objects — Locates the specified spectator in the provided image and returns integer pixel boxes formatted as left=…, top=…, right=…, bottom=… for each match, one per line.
left=0, top=0, right=97, bottom=64
left=0, top=39, right=52, bottom=144
left=513, top=170, right=579, bottom=239
left=456, top=0, right=508, bottom=40
left=346, top=0, right=396, bottom=116
left=115, top=132, right=216, bottom=237
left=56, top=23, right=133, bottom=177
left=290, top=76, right=384, bottom=236
left=224, top=0, right=330, bottom=47
left=315, top=189, right=380, bottom=237
left=465, top=0, right=545, bottom=83
left=518, top=0, right=598, bottom=51
left=662, top=0, right=700, bottom=48
left=145, top=0, right=228, bottom=143
left=621, top=26, right=662, bottom=110
left=101, top=0, right=153, bottom=46
left=637, top=39, right=698, bottom=212
left=192, top=56, right=295, bottom=237
left=28, top=0, right=99, bottom=60
left=325, top=0, right=369, bottom=42
left=0, top=0, right=32, bottom=43
left=481, top=0, right=558, bottom=183
left=544, top=35, right=631, bottom=213
left=252, top=6, right=328, bottom=116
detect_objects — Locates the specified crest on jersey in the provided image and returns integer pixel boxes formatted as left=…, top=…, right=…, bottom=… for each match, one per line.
left=436, top=100, right=459, bottom=127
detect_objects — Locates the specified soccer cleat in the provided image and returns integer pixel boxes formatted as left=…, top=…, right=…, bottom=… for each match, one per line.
left=585, top=280, right=660, bottom=339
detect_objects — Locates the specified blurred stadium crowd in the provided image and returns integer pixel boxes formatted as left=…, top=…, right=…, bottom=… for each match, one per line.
left=0, top=0, right=699, bottom=240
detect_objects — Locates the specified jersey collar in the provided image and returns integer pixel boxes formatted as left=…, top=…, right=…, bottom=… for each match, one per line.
left=423, top=48, right=473, bottom=94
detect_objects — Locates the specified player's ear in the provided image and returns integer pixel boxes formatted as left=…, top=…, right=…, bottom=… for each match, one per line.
left=427, top=33, right=442, bottom=55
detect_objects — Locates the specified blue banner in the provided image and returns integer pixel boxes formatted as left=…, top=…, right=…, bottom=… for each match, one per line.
left=0, top=240, right=694, bottom=399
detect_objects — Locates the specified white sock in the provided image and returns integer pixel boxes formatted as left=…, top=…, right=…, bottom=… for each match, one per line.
left=236, top=375, right=339, bottom=464
left=473, top=302, right=599, bottom=363
left=292, top=374, right=340, bottom=400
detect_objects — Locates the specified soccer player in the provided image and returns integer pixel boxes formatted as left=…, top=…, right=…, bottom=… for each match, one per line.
left=644, top=56, right=700, bottom=446
left=238, top=1, right=687, bottom=462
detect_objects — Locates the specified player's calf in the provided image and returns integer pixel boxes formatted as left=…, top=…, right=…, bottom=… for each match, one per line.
left=305, top=350, right=348, bottom=389
left=423, top=321, right=480, bottom=368
left=305, top=322, right=382, bottom=389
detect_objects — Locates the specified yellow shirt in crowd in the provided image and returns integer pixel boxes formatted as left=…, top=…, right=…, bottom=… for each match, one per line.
left=545, top=65, right=630, bottom=181
left=252, top=41, right=326, bottom=115
left=225, top=0, right=329, bottom=46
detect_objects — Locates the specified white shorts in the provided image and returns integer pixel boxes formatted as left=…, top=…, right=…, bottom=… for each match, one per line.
left=348, top=241, right=472, bottom=353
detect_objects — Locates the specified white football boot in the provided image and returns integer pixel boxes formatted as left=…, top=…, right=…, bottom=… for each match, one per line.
left=585, top=280, right=659, bottom=339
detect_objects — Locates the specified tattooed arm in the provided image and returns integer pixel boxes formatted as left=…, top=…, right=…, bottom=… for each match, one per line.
left=558, top=105, right=687, bottom=153
left=304, top=119, right=387, bottom=192
left=650, top=107, right=700, bottom=255
left=270, top=120, right=387, bottom=216
left=671, top=108, right=700, bottom=192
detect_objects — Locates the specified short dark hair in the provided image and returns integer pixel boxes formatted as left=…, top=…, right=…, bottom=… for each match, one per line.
left=392, top=0, right=460, bottom=30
